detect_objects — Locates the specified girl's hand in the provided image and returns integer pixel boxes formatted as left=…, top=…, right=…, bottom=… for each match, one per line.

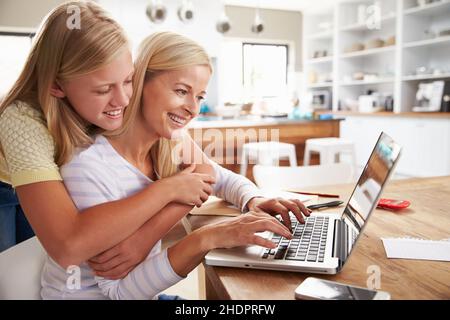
left=201, top=211, right=293, bottom=250
left=88, top=231, right=146, bottom=280
left=164, top=164, right=216, bottom=207
left=246, top=197, right=312, bottom=230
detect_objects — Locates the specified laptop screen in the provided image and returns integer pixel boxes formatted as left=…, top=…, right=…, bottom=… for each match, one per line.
left=341, top=132, right=401, bottom=245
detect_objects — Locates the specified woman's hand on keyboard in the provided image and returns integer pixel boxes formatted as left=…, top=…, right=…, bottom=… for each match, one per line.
left=246, top=197, right=312, bottom=231
left=199, top=211, right=293, bottom=250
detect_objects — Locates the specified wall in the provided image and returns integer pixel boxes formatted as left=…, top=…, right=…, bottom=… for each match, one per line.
left=97, top=0, right=223, bottom=57
left=0, top=0, right=66, bottom=28
left=224, top=5, right=303, bottom=72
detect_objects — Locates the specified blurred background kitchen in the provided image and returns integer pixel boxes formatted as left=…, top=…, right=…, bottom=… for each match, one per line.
left=1, top=0, right=449, bottom=181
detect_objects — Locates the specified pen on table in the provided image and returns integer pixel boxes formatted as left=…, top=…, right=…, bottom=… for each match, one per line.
left=287, top=191, right=340, bottom=198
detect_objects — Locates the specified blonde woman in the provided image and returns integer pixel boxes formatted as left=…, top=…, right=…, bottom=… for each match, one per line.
left=0, top=0, right=215, bottom=270
left=42, top=31, right=311, bottom=300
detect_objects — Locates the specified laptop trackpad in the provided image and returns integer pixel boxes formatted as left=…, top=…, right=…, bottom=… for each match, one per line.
left=209, top=244, right=265, bottom=260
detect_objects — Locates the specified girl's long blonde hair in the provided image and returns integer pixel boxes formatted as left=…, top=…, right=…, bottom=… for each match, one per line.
left=106, top=31, right=212, bottom=178
left=0, top=1, right=129, bottom=166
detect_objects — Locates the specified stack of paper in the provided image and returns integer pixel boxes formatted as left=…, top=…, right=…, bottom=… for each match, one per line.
left=381, top=237, right=450, bottom=262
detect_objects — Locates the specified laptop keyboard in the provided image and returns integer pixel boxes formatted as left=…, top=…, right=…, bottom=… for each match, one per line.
left=262, top=216, right=330, bottom=263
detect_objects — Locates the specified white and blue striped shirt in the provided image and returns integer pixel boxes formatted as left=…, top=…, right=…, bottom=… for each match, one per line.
left=41, top=135, right=263, bottom=299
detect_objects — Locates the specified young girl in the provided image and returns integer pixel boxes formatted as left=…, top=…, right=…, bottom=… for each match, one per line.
left=41, top=31, right=310, bottom=300
left=0, top=1, right=215, bottom=266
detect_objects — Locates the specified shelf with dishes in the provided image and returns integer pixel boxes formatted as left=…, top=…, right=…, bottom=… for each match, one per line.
left=302, top=0, right=450, bottom=114
left=305, top=56, right=333, bottom=64
left=306, top=30, right=333, bottom=40
left=340, top=45, right=395, bottom=59
left=341, top=78, right=395, bottom=86
left=403, top=73, right=450, bottom=81
left=307, top=82, right=333, bottom=89
left=403, top=0, right=450, bottom=16
left=403, top=35, right=450, bottom=49
left=340, top=12, right=397, bottom=32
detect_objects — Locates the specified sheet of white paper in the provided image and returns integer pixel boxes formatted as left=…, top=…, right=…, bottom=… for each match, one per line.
left=381, top=237, right=450, bottom=262
left=258, top=189, right=318, bottom=204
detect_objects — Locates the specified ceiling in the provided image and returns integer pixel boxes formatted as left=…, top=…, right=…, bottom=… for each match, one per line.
left=223, top=0, right=340, bottom=12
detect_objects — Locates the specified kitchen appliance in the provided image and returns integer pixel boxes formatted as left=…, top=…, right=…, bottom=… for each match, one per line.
left=310, top=90, right=330, bottom=110
left=358, top=92, right=384, bottom=113
left=413, top=81, right=450, bottom=112
left=442, top=95, right=450, bottom=112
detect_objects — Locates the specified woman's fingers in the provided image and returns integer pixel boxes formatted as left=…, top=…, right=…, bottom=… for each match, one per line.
left=181, top=163, right=196, bottom=173
left=279, top=199, right=305, bottom=224
left=293, top=199, right=312, bottom=216
left=203, top=182, right=213, bottom=196
left=94, top=263, right=133, bottom=280
left=247, top=211, right=291, bottom=235
left=268, top=200, right=292, bottom=231
left=195, top=198, right=203, bottom=207
left=88, top=254, right=124, bottom=273
left=250, top=235, right=277, bottom=249
left=199, top=173, right=216, bottom=184
left=249, top=219, right=292, bottom=239
left=200, top=191, right=209, bottom=202
left=88, top=246, right=120, bottom=264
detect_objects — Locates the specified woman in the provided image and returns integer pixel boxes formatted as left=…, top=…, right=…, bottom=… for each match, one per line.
left=41, top=31, right=311, bottom=300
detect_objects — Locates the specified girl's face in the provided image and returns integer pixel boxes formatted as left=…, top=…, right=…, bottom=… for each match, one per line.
left=140, top=65, right=210, bottom=139
left=59, top=50, right=134, bottom=131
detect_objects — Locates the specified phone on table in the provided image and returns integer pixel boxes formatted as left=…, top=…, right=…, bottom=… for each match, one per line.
left=295, top=277, right=391, bottom=300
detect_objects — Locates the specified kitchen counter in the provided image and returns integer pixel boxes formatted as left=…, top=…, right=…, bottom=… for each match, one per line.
left=187, top=116, right=343, bottom=179
left=315, top=110, right=450, bottom=118
left=187, top=115, right=342, bottom=129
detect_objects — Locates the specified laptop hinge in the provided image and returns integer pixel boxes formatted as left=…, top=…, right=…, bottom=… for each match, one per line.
left=332, top=219, right=347, bottom=268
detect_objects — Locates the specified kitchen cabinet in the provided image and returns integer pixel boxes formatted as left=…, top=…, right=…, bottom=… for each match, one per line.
left=341, top=115, right=450, bottom=177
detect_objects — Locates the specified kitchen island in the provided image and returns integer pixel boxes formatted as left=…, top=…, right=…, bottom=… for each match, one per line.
left=187, top=116, right=344, bottom=179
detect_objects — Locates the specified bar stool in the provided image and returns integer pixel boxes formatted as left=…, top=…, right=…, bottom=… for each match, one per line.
left=303, top=137, right=356, bottom=166
left=240, top=142, right=297, bottom=176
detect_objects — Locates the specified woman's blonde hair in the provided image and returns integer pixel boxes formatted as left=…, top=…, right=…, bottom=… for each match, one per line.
left=106, top=31, right=212, bottom=178
left=0, top=1, right=129, bottom=165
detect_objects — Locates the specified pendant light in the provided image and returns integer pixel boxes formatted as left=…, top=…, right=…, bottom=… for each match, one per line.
left=216, top=1, right=231, bottom=34
left=178, top=0, right=194, bottom=24
left=146, top=0, right=167, bottom=24
left=251, top=4, right=264, bottom=34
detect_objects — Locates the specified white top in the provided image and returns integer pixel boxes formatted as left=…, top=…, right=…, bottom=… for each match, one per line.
left=41, top=135, right=263, bottom=300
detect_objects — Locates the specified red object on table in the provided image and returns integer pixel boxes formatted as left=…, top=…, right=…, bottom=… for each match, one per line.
left=377, top=198, right=411, bottom=210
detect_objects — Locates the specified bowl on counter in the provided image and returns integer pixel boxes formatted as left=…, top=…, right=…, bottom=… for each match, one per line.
left=215, top=105, right=242, bottom=119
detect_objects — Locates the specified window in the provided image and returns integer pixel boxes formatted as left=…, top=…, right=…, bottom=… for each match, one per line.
left=242, top=43, right=288, bottom=98
left=219, top=40, right=291, bottom=106
left=0, top=32, right=34, bottom=99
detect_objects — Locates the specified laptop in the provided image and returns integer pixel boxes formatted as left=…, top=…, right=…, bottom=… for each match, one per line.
left=205, top=132, right=402, bottom=274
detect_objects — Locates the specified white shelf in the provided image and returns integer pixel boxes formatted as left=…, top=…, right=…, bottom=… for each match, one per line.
left=403, top=36, right=450, bottom=49
left=340, top=13, right=397, bottom=32
left=340, top=78, right=395, bottom=86
left=305, top=56, right=333, bottom=64
left=402, top=73, right=450, bottom=81
left=307, top=82, right=333, bottom=88
left=403, top=0, right=450, bottom=16
left=306, top=30, right=333, bottom=40
left=302, top=0, right=450, bottom=113
left=340, top=46, right=395, bottom=59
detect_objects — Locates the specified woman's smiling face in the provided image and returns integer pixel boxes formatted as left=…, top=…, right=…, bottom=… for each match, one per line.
left=139, top=65, right=211, bottom=139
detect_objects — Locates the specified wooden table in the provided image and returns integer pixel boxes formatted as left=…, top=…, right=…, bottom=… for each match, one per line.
left=186, top=176, right=450, bottom=300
